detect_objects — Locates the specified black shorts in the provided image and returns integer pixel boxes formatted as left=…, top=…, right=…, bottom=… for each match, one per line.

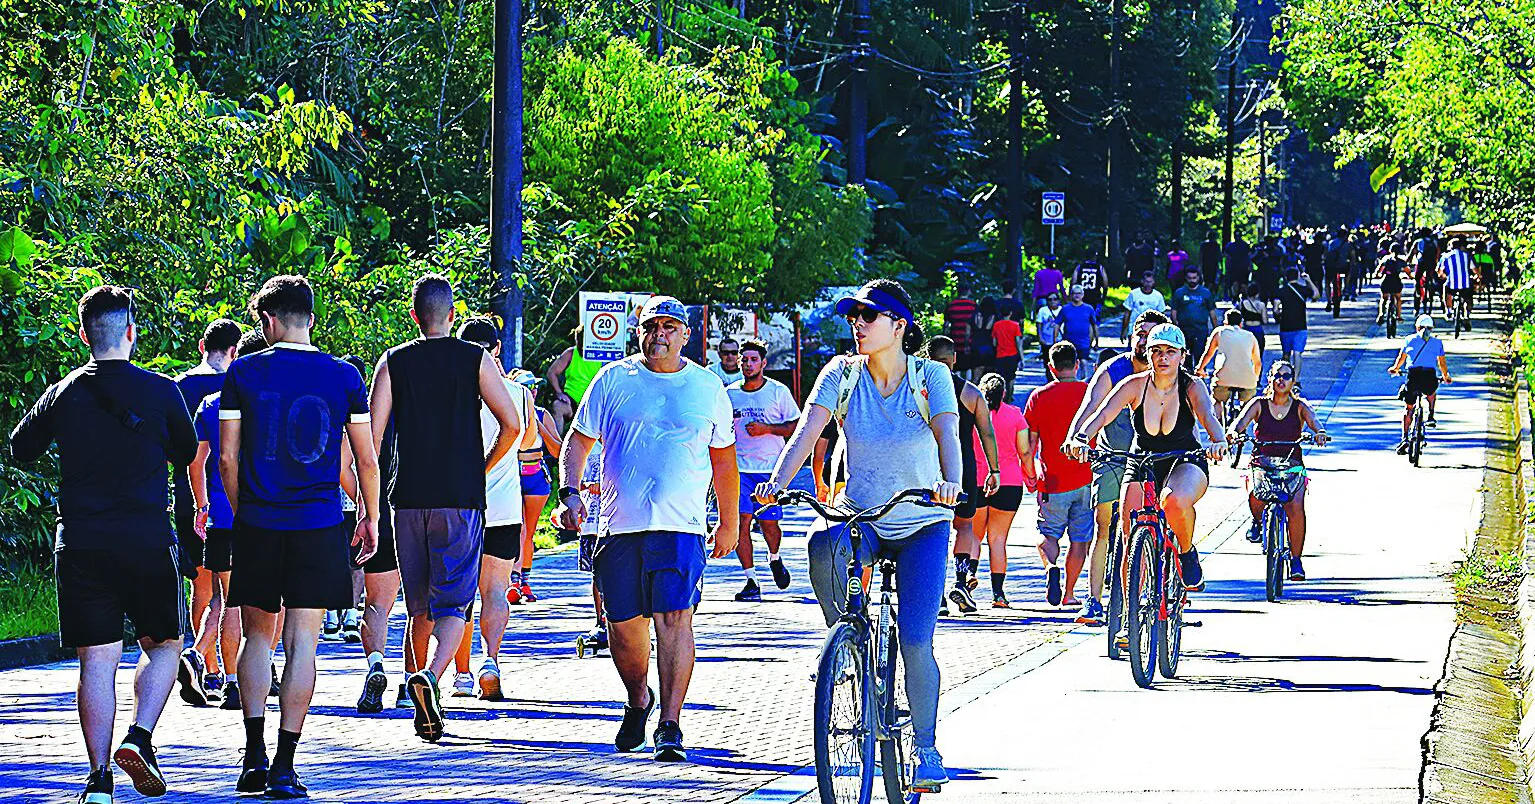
left=1127, top=452, right=1210, bottom=490
left=955, top=479, right=979, bottom=519
left=1404, top=366, right=1439, bottom=405
left=176, top=511, right=203, bottom=570
left=228, top=520, right=354, bottom=613
left=484, top=524, right=522, bottom=562
left=56, top=545, right=184, bottom=649
left=204, top=527, right=235, bottom=573
left=362, top=497, right=398, bottom=575
left=981, top=485, right=1024, bottom=512
left=1381, top=274, right=1403, bottom=295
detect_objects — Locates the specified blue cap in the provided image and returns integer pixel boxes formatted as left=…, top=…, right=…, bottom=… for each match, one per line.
left=639, top=295, right=688, bottom=326
left=834, top=285, right=914, bottom=325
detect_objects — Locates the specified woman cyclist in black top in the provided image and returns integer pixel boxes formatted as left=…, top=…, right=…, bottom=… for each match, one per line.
left=1071, top=323, right=1228, bottom=589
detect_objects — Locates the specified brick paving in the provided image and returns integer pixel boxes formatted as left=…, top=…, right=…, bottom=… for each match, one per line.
left=0, top=307, right=1372, bottom=804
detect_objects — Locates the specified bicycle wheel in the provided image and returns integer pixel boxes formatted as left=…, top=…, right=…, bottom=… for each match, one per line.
left=1409, top=411, right=1424, bottom=467
left=1264, top=506, right=1286, bottom=602
left=1106, top=521, right=1125, bottom=660
left=1156, top=544, right=1185, bottom=679
left=1126, top=526, right=1159, bottom=689
left=815, top=622, right=875, bottom=804
left=876, top=618, right=919, bottom=804
left=1386, top=314, right=1398, bottom=339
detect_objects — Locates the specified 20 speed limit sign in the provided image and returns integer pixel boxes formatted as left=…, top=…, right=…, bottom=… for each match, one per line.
left=1042, top=192, right=1066, bottom=226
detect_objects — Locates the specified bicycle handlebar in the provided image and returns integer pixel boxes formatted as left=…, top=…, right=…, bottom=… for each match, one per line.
left=1080, top=446, right=1210, bottom=465
left=1228, top=433, right=1320, bottom=447
left=759, top=487, right=963, bottom=523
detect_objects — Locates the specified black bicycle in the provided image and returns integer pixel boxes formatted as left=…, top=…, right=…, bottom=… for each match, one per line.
left=768, top=488, right=958, bottom=804
left=1232, top=434, right=1318, bottom=601
left=1090, top=454, right=1127, bottom=661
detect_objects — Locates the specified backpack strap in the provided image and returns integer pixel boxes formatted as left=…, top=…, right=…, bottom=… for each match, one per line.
left=827, top=355, right=931, bottom=504
left=906, top=354, right=932, bottom=424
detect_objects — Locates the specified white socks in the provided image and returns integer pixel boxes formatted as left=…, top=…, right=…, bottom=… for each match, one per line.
left=366, top=651, right=383, bottom=670
left=745, top=567, right=759, bottom=582
left=768, top=552, right=781, bottom=563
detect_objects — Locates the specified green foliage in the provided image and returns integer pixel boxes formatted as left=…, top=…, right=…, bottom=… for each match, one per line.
left=0, top=562, right=58, bottom=641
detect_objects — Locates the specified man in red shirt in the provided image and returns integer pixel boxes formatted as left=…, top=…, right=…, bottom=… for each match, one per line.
left=1022, top=342, right=1095, bottom=613
left=990, top=308, right=1023, bottom=401
left=944, top=279, right=980, bottom=376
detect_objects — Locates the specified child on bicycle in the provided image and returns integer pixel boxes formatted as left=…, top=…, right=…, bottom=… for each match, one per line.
left=1229, top=360, right=1329, bottom=581
left=752, top=278, right=964, bottom=790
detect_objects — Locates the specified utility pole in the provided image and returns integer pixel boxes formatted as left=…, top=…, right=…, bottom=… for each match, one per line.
left=847, top=0, right=871, bottom=187
left=1221, top=9, right=1239, bottom=244
left=1005, top=0, right=1024, bottom=292
left=1258, top=123, right=1267, bottom=236
left=489, top=0, right=523, bottom=370
left=1171, top=142, right=1183, bottom=243
left=1106, top=0, right=1124, bottom=280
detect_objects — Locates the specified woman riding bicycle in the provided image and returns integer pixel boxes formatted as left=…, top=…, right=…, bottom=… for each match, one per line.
left=1377, top=243, right=1407, bottom=325
left=1071, top=323, right=1227, bottom=590
left=754, top=278, right=963, bottom=789
left=1230, top=360, right=1329, bottom=581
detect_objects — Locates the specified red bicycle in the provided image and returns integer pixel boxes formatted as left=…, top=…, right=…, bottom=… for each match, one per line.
left=1086, top=446, right=1206, bottom=688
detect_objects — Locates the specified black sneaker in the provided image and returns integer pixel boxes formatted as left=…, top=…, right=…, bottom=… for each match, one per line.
left=1046, top=565, right=1063, bottom=607
left=177, top=649, right=208, bottom=707
left=357, top=663, right=388, bottom=714
left=1178, top=549, right=1205, bottom=591
left=653, top=720, right=687, bottom=762
left=268, top=663, right=281, bottom=697
left=1427, top=416, right=1438, bottom=429
left=1246, top=520, right=1262, bottom=544
left=734, top=580, right=761, bottom=602
left=112, top=735, right=165, bottom=797
left=407, top=670, right=445, bottom=742
left=264, top=766, right=307, bottom=800
left=204, top=672, right=223, bottom=696
left=615, top=687, right=656, bottom=752
left=769, top=558, right=791, bottom=590
left=219, top=681, right=241, bottom=711
left=395, top=683, right=413, bottom=710
left=77, top=767, right=112, bottom=804
left=236, top=750, right=268, bottom=794
left=1288, top=557, right=1307, bottom=581
left=947, top=584, right=977, bottom=614
left=1396, top=439, right=1410, bottom=455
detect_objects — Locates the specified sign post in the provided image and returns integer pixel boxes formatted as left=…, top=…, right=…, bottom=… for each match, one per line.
left=579, top=291, right=629, bottom=363
left=1042, top=191, right=1066, bottom=255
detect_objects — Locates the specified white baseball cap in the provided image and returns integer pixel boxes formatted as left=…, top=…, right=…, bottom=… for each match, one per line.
left=1416, top=314, right=1435, bottom=330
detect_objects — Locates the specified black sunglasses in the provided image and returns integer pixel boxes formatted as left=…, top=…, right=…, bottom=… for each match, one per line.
left=844, top=306, right=890, bottom=324
left=718, top=349, right=740, bottom=356
left=1273, top=372, right=1294, bottom=380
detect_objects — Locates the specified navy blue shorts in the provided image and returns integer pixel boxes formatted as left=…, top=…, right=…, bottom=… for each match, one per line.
left=520, top=464, right=552, bottom=497
left=739, top=472, right=782, bottom=520
left=593, top=531, right=706, bottom=623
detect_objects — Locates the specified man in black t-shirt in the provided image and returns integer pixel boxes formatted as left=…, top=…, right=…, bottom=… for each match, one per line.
left=1124, top=234, right=1155, bottom=287
left=10, top=286, right=198, bottom=803
left=1276, top=268, right=1319, bottom=381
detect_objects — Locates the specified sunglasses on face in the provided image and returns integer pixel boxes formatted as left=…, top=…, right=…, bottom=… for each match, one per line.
left=844, top=306, right=888, bottom=325
left=719, top=349, right=740, bottom=356
left=1273, top=372, right=1294, bottom=381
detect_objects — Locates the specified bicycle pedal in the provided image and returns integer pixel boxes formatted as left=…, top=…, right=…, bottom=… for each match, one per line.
left=1183, top=620, right=1204, bottom=628
left=911, top=785, right=942, bottom=794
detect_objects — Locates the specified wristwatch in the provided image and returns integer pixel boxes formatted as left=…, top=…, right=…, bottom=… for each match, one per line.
left=558, top=486, right=581, bottom=502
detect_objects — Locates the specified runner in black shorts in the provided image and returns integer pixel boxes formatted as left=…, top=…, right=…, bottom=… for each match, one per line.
left=1071, top=324, right=1228, bottom=593
left=11, top=286, right=199, bottom=803
left=222, top=275, right=381, bottom=797
left=926, top=336, right=1000, bottom=613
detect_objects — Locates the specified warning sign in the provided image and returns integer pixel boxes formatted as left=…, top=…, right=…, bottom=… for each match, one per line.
left=580, top=292, right=630, bottom=362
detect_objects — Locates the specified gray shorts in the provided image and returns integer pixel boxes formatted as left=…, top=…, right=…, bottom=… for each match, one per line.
left=394, top=508, right=484, bottom=620
left=1038, top=485, right=1095, bottom=544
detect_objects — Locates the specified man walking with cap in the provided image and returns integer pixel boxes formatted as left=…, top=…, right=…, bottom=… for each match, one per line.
left=367, top=274, right=524, bottom=742
left=555, top=295, right=740, bottom=763
left=11, top=286, right=198, bottom=803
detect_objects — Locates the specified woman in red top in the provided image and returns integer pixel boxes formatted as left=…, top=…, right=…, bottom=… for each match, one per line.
left=989, top=308, right=1023, bottom=401
left=972, top=373, right=1028, bottom=607
left=1231, top=360, right=1329, bottom=580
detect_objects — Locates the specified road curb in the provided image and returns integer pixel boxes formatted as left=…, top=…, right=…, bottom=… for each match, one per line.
left=0, top=633, right=70, bottom=671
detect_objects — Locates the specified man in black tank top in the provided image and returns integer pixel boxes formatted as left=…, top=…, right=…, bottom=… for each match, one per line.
left=367, top=275, right=525, bottom=742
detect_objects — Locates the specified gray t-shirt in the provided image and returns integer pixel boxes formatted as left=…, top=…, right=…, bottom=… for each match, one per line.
left=810, top=356, right=960, bottom=540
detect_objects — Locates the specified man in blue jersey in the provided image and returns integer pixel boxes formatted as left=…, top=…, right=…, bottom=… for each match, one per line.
left=11, top=286, right=199, bottom=803
left=367, top=275, right=523, bottom=742
left=172, top=318, right=241, bottom=708
left=219, top=275, right=382, bottom=798
left=1067, top=309, right=1168, bottom=627
left=1438, top=238, right=1476, bottom=325
left=188, top=330, right=270, bottom=712
left=1388, top=314, right=1454, bottom=452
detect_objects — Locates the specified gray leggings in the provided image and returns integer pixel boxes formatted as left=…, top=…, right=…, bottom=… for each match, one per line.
left=808, top=520, right=949, bottom=748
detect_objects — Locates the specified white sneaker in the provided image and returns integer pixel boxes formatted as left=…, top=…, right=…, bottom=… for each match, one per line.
left=477, top=659, right=503, bottom=701
left=451, top=672, right=475, bottom=697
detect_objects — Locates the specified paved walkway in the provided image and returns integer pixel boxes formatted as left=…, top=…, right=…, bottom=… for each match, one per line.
left=0, top=284, right=1493, bottom=803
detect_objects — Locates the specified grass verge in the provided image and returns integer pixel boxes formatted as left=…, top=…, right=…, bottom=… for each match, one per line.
left=0, top=563, right=58, bottom=641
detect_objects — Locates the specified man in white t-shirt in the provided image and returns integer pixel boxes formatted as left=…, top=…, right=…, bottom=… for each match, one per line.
left=1121, top=270, right=1167, bottom=340
left=555, top=295, right=739, bottom=763
left=727, top=339, right=800, bottom=602
left=708, top=337, right=743, bottom=385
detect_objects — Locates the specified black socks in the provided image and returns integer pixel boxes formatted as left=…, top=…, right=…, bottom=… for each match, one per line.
left=991, top=572, right=1006, bottom=598
left=244, top=716, right=265, bottom=756
left=953, top=554, right=968, bottom=586
left=123, top=724, right=152, bottom=748
left=273, top=729, right=300, bottom=772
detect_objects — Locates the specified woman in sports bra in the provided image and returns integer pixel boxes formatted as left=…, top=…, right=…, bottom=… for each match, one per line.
left=1072, top=323, right=1227, bottom=589
left=1230, top=360, right=1329, bottom=581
